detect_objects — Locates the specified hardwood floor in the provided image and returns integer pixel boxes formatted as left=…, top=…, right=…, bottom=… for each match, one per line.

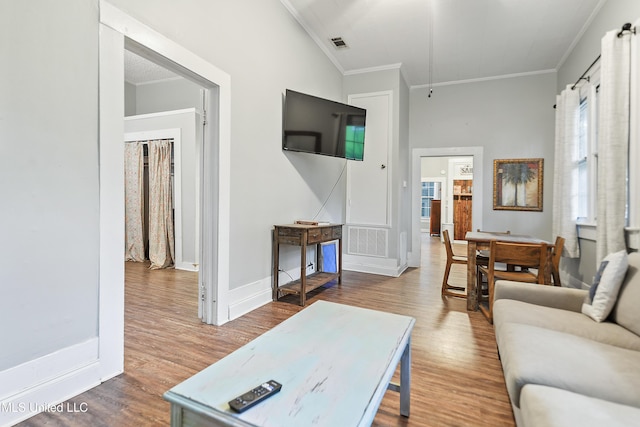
left=19, top=235, right=515, bottom=427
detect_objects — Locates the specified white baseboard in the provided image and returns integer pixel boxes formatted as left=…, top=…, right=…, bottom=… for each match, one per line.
left=407, top=251, right=420, bottom=268
left=227, top=278, right=272, bottom=321
left=0, top=338, right=102, bottom=427
left=343, top=254, right=406, bottom=277
left=224, top=256, right=409, bottom=321
left=175, top=261, right=199, bottom=272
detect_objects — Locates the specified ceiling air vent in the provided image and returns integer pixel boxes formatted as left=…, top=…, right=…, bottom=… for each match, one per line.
left=330, top=37, right=349, bottom=49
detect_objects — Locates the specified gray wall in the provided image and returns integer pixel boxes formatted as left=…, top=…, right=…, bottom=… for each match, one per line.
left=134, top=78, right=202, bottom=115
left=0, top=0, right=100, bottom=370
left=125, top=81, right=137, bottom=116
left=410, top=72, right=557, bottom=241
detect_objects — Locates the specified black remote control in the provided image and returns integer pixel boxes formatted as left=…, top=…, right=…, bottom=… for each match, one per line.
left=228, top=380, right=282, bottom=413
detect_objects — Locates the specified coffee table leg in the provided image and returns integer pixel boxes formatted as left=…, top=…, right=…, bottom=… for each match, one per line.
left=400, top=337, right=411, bottom=417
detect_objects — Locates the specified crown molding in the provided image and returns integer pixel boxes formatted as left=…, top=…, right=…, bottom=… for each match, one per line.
left=410, top=69, right=556, bottom=90
left=279, top=0, right=344, bottom=74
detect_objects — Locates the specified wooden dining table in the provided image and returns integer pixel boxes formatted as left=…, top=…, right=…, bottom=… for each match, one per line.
left=465, top=231, right=553, bottom=311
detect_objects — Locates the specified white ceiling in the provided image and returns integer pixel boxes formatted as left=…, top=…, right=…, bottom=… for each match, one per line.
left=124, top=50, right=178, bottom=85
left=125, top=0, right=605, bottom=88
left=282, top=0, right=604, bottom=87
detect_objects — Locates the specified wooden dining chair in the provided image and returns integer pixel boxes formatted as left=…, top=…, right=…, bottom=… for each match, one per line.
left=475, top=229, right=511, bottom=260
left=477, top=240, right=548, bottom=323
left=551, top=236, right=565, bottom=287
left=441, top=229, right=467, bottom=298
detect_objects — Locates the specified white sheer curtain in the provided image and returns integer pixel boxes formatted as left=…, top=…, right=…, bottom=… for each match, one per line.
left=148, top=139, right=175, bottom=269
left=124, top=141, right=145, bottom=262
left=596, top=29, right=631, bottom=263
left=552, top=85, right=580, bottom=258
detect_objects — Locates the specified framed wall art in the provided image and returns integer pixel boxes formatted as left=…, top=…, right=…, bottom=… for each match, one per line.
left=493, top=158, right=543, bottom=211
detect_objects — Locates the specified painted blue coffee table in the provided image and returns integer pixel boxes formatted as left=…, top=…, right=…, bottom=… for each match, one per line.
left=164, top=301, right=416, bottom=426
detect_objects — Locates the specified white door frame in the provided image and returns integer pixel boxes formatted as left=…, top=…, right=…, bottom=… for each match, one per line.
left=98, top=1, right=231, bottom=380
left=409, top=147, right=483, bottom=267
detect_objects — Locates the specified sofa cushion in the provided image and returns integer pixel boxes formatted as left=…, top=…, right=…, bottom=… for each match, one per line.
left=521, top=384, right=640, bottom=427
left=610, top=252, right=640, bottom=336
left=493, top=299, right=640, bottom=351
left=494, top=280, right=587, bottom=312
left=581, top=250, right=628, bottom=322
left=496, top=322, right=640, bottom=409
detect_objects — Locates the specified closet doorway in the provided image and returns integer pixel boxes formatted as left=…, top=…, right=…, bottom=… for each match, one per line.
left=125, top=132, right=177, bottom=269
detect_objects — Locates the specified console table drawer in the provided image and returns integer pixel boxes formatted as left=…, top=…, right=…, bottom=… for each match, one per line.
left=278, top=236, right=301, bottom=245
left=332, top=227, right=342, bottom=239
left=277, top=227, right=302, bottom=245
left=308, top=227, right=332, bottom=244
left=278, top=227, right=302, bottom=237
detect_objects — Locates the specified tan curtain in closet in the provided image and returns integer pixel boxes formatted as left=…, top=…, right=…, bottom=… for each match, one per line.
left=124, top=141, right=145, bottom=262
left=148, top=139, right=175, bottom=269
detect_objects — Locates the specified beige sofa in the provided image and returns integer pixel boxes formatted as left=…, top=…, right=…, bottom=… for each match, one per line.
left=493, top=252, right=640, bottom=426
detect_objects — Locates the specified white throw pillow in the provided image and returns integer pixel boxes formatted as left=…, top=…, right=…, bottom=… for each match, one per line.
left=582, top=250, right=629, bottom=322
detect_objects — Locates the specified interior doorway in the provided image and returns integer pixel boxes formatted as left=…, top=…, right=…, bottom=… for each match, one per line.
left=123, top=53, right=205, bottom=306
left=99, top=2, right=232, bottom=379
left=124, top=132, right=178, bottom=269
left=409, top=147, right=484, bottom=268
left=420, top=156, right=474, bottom=241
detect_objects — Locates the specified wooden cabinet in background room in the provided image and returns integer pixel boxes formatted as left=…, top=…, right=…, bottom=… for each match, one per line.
left=453, top=179, right=472, bottom=240
left=430, top=199, right=441, bottom=236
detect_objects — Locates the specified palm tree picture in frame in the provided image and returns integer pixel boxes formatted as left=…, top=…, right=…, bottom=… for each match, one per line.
left=493, top=158, right=543, bottom=211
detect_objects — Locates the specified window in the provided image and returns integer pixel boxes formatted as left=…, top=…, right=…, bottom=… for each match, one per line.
left=576, top=97, right=589, bottom=220
left=421, top=181, right=440, bottom=218
left=575, top=71, right=600, bottom=225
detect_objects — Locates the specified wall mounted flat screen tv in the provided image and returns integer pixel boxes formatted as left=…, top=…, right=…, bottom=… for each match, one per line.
left=282, top=89, right=366, bottom=161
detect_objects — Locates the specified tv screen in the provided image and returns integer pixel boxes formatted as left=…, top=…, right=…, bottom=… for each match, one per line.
left=282, top=89, right=366, bottom=161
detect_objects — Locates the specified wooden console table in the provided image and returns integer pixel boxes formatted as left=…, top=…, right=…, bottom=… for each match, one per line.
left=272, top=223, right=343, bottom=306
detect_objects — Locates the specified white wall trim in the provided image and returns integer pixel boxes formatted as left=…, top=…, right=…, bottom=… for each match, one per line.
left=131, top=75, right=184, bottom=87
left=123, top=108, right=196, bottom=121
left=344, top=63, right=410, bottom=86
left=410, top=69, right=556, bottom=91
left=577, top=223, right=597, bottom=241
left=98, top=18, right=125, bottom=384
left=0, top=339, right=100, bottom=426
left=227, top=279, right=272, bottom=321
left=554, top=0, right=608, bottom=70
left=410, top=147, right=484, bottom=267
left=343, top=254, right=407, bottom=277
left=279, top=0, right=344, bottom=75
left=344, top=63, right=402, bottom=76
